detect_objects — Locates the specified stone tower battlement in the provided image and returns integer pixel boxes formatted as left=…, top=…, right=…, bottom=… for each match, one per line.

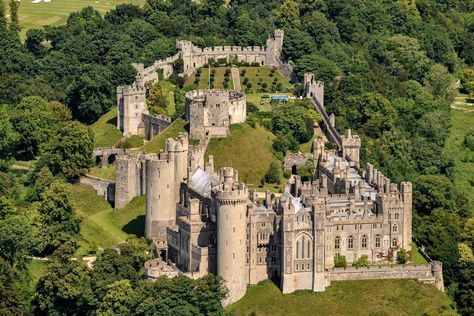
left=341, top=129, right=361, bottom=164
left=186, top=89, right=246, bottom=139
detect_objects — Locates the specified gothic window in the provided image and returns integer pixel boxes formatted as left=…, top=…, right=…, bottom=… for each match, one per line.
left=259, top=257, right=262, bottom=264
left=392, top=238, right=398, bottom=247
left=301, top=236, right=305, bottom=258
left=335, top=236, right=340, bottom=249
left=395, top=213, right=400, bottom=220
left=296, top=263, right=299, bottom=271
left=348, top=236, right=354, bottom=249
left=361, top=235, right=368, bottom=249
left=392, top=223, right=398, bottom=232
left=307, top=240, right=311, bottom=258
left=373, top=224, right=377, bottom=229
left=296, top=241, right=299, bottom=259
left=375, top=235, right=381, bottom=248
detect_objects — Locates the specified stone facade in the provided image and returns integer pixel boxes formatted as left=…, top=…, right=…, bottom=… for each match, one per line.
left=116, top=30, right=284, bottom=138
left=185, top=89, right=246, bottom=139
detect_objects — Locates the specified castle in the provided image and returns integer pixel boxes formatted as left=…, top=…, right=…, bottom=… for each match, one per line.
left=116, top=29, right=283, bottom=139
left=105, top=29, right=445, bottom=306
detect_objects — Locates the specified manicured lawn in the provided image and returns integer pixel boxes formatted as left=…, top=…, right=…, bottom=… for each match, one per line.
left=411, top=242, right=429, bottom=265
left=206, top=123, right=276, bottom=186
left=87, top=164, right=116, bottom=181
left=90, top=107, right=123, bottom=148
left=246, top=93, right=293, bottom=112
left=443, top=109, right=474, bottom=205
left=10, top=0, right=145, bottom=39
left=188, top=67, right=234, bottom=90
left=142, top=118, right=188, bottom=153
left=239, top=66, right=293, bottom=94
left=228, top=279, right=455, bottom=316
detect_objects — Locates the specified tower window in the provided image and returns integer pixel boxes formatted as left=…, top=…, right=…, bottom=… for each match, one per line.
left=335, top=236, right=340, bottom=249
left=395, top=213, right=400, bottom=220
left=392, top=224, right=398, bottom=232
left=392, top=238, right=398, bottom=247
left=361, top=235, right=368, bottom=249
left=375, top=235, right=381, bottom=248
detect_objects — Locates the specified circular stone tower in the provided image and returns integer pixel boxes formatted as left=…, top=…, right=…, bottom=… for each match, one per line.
left=212, top=167, right=248, bottom=306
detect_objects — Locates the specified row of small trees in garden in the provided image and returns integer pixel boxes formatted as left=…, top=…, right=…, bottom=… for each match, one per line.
left=334, top=249, right=410, bottom=268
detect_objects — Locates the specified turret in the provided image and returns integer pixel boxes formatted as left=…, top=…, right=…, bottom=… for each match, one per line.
left=401, top=182, right=413, bottom=251
left=116, top=81, right=147, bottom=137
left=341, top=129, right=361, bottom=164
left=304, top=74, right=324, bottom=107
left=212, top=167, right=248, bottom=306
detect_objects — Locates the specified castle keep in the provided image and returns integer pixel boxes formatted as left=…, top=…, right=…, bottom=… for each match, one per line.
left=116, top=29, right=283, bottom=138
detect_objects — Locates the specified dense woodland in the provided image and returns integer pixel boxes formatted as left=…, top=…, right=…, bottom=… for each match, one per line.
left=0, top=0, right=473, bottom=315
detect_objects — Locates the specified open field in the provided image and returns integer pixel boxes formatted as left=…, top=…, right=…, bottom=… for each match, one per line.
left=227, top=279, right=455, bottom=316
left=9, top=0, right=145, bottom=39
left=246, top=92, right=294, bottom=112
left=443, top=108, right=474, bottom=206
left=69, top=184, right=145, bottom=254
left=206, top=123, right=276, bottom=186
left=90, top=107, right=123, bottom=148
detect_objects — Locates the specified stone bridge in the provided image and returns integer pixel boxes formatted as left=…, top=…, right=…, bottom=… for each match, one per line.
left=93, top=147, right=126, bottom=168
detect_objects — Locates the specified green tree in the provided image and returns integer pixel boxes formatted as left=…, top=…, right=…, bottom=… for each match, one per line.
left=397, top=248, right=409, bottom=264
left=0, top=216, right=33, bottom=269
left=33, top=245, right=95, bottom=315
left=423, top=63, right=456, bottom=102
left=0, top=195, right=16, bottom=220
left=0, top=108, right=18, bottom=160
left=36, top=181, right=81, bottom=255
left=40, top=121, right=93, bottom=178
left=8, top=0, right=20, bottom=40
left=274, top=0, right=300, bottom=28
left=413, top=175, right=457, bottom=216
left=264, top=161, right=282, bottom=184
left=97, top=280, right=138, bottom=316
left=460, top=68, right=474, bottom=97
left=142, top=37, right=176, bottom=67
left=294, top=54, right=341, bottom=84
left=10, top=96, right=58, bottom=159
left=26, top=166, right=55, bottom=202
left=0, top=258, right=23, bottom=316
left=48, top=101, right=72, bottom=122
left=303, top=11, right=340, bottom=48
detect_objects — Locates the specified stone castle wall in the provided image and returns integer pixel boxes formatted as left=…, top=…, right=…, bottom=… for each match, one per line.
left=142, top=113, right=172, bottom=140
left=78, top=176, right=115, bottom=203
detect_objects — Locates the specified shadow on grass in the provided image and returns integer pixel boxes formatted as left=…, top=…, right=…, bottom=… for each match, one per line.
left=107, top=116, right=117, bottom=126
left=122, top=215, right=145, bottom=237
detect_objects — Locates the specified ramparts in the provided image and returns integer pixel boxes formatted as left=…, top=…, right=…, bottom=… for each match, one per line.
left=79, top=175, right=115, bottom=203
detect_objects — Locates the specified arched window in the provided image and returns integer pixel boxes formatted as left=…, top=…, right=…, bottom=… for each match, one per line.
left=392, top=224, right=398, bottom=232
left=335, top=236, right=340, bottom=249
left=296, top=241, right=299, bottom=259
left=361, top=235, right=368, bottom=249
left=307, top=240, right=311, bottom=258
left=348, top=236, right=354, bottom=249
left=392, top=238, right=398, bottom=247
left=375, top=235, right=381, bottom=248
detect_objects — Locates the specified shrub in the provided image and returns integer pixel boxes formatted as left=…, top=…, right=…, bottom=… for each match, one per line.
left=264, top=161, right=282, bottom=184
left=334, top=254, right=347, bottom=268
left=224, top=69, right=231, bottom=76
left=240, top=69, right=246, bottom=76
left=223, top=82, right=229, bottom=89
left=246, top=102, right=258, bottom=113
left=243, top=77, right=249, bottom=84
left=397, top=248, right=409, bottom=264
left=464, top=130, right=474, bottom=151
left=352, top=255, right=370, bottom=268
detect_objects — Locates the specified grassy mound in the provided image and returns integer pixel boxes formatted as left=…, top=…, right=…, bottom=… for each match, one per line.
left=206, top=123, right=275, bottom=186
left=12, top=0, right=146, bottom=39
left=90, top=107, right=123, bottom=148
left=443, top=108, right=474, bottom=205
left=142, top=118, right=188, bottom=153
left=228, top=279, right=455, bottom=316
left=69, top=184, right=148, bottom=254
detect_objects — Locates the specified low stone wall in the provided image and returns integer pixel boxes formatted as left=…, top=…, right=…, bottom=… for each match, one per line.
left=80, top=175, right=115, bottom=203
left=142, top=113, right=172, bottom=140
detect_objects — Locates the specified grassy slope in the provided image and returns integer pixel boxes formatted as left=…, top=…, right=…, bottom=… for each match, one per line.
left=206, top=123, right=275, bottom=186
left=142, top=118, right=187, bottom=153
left=443, top=109, right=474, bottom=205
left=12, top=0, right=145, bottom=39
left=228, top=279, right=455, bottom=316
left=88, top=164, right=117, bottom=181
left=112, top=195, right=146, bottom=237
left=90, top=107, right=123, bottom=148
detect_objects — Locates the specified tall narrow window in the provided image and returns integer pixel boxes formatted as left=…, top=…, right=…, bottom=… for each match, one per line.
left=301, top=236, right=305, bottom=259
left=392, top=224, right=398, bottom=232
left=348, top=236, right=354, bottom=249
left=307, top=240, right=311, bottom=258
left=392, top=238, right=398, bottom=247
left=335, top=236, right=340, bottom=249
left=375, top=235, right=381, bottom=248
left=296, top=241, right=299, bottom=259
left=361, top=235, right=368, bottom=249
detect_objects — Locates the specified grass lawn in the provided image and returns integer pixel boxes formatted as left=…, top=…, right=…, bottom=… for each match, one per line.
left=443, top=109, right=474, bottom=206
left=246, top=93, right=294, bottom=112
left=227, top=279, right=455, bottom=316
left=206, top=123, right=276, bottom=186
left=10, top=0, right=145, bottom=39
left=88, top=164, right=116, bottom=181
left=239, top=66, right=293, bottom=94
left=112, top=195, right=146, bottom=237
left=121, top=135, right=145, bottom=149
left=186, top=67, right=234, bottom=90
left=411, top=242, right=429, bottom=265
left=142, top=118, right=188, bottom=153
left=27, top=259, right=48, bottom=286
left=90, top=107, right=123, bottom=148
